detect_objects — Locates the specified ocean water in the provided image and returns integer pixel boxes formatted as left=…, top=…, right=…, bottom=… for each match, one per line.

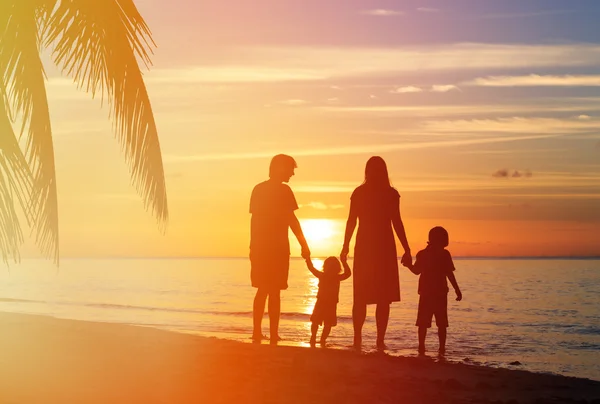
left=0, top=258, right=598, bottom=381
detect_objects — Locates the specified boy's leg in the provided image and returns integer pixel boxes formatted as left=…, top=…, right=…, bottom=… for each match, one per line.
left=438, top=327, right=447, bottom=355
left=434, top=296, right=449, bottom=355
left=375, top=303, right=390, bottom=348
left=310, top=323, right=319, bottom=346
left=320, top=323, right=332, bottom=345
left=352, top=302, right=367, bottom=348
left=267, top=289, right=281, bottom=344
left=418, top=327, right=427, bottom=354
left=252, top=288, right=268, bottom=340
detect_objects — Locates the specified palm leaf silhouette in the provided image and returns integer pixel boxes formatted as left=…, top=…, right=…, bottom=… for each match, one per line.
left=0, top=0, right=168, bottom=264
left=0, top=80, right=33, bottom=264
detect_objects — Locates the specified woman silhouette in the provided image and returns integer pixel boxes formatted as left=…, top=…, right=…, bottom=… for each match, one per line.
left=341, top=156, right=411, bottom=349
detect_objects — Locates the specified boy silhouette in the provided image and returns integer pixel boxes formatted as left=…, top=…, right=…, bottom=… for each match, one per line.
left=408, top=226, right=462, bottom=356
left=249, top=154, right=310, bottom=344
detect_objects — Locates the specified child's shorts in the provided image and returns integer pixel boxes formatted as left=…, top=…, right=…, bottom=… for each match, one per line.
left=310, top=299, right=337, bottom=326
left=416, top=294, right=448, bottom=328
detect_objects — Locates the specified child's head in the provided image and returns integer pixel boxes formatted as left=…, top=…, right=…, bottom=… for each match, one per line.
left=323, top=256, right=342, bottom=275
left=428, top=226, right=449, bottom=248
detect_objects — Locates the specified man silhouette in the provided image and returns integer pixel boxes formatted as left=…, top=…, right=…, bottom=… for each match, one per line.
left=249, top=154, right=310, bottom=344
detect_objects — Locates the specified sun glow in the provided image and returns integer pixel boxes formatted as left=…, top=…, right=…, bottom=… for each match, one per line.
left=301, top=219, right=336, bottom=244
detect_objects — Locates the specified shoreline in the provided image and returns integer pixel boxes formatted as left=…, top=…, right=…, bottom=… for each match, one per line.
left=0, top=312, right=598, bottom=404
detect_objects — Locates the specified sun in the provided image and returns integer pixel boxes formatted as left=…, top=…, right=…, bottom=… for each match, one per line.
left=301, top=219, right=336, bottom=244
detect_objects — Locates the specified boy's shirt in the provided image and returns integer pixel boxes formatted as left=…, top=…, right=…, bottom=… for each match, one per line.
left=414, top=245, right=455, bottom=296
left=249, top=180, right=298, bottom=255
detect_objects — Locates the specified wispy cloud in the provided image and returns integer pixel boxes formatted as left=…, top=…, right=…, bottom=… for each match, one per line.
left=300, top=202, right=345, bottom=210
left=279, top=99, right=308, bottom=106
left=390, top=86, right=423, bottom=94
left=465, top=74, right=600, bottom=87
left=63, top=44, right=600, bottom=86
left=362, top=9, right=404, bottom=16
left=417, top=7, right=440, bottom=13
left=164, top=134, right=560, bottom=163
left=472, top=10, right=575, bottom=20
left=431, top=84, right=460, bottom=92
left=146, top=67, right=326, bottom=83
left=319, top=99, right=600, bottom=117
left=492, top=169, right=533, bottom=178
left=420, top=117, right=600, bottom=135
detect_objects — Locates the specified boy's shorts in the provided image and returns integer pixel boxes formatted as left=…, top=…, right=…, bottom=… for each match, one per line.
left=416, top=294, right=448, bottom=328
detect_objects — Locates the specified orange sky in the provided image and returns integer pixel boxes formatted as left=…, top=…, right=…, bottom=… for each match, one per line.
left=25, top=0, right=600, bottom=258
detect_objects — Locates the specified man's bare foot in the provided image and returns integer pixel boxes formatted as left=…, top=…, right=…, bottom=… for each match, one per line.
left=418, top=345, right=426, bottom=356
left=438, top=348, right=445, bottom=357
left=309, top=336, right=317, bottom=347
left=376, top=339, right=387, bottom=350
left=319, top=338, right=327, bottom=347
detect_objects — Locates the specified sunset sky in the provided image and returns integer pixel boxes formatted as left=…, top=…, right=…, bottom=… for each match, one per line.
left=37, top=0, right=600, bottom=258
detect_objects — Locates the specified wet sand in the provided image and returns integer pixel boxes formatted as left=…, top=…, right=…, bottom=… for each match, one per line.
left=0, top=312, right=598, bottom=404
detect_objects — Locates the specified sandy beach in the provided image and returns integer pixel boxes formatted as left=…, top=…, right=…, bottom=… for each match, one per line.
left=0, top=312, right=597, bottom=404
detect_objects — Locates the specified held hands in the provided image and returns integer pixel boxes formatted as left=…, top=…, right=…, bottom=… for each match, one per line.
left=340, top=245, right=349, bottom=261
left=400, top=251, right=412, bottom=268
left=455, top=289, right=463, bottom=302
left=301, top=245, right=311, bottom=260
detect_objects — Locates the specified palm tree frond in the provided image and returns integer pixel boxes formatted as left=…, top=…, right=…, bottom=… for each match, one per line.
left=0, top=0, right=60, bottom=263
left=0, top=80, right=35, bottom=265
left=44, top=0, right=168, bottom=226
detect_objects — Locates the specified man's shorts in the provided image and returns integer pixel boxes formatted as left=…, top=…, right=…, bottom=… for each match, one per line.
left=416, top=294, right=448, bottom=328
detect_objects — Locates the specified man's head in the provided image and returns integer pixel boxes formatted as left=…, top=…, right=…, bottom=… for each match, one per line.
left=269, top=154, right=297, bottom=182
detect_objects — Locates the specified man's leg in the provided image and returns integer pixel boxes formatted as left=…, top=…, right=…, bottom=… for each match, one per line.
left=268, top=289, right=281, bottom=344
left=320, top=323, right=332, bottom=345
left=352, top=302, right=367, bottom=348
left=253, top=288, right=268, bottom=340
left=375, top=303, right=390, bottom=348
left=310, top=323, right=319, bottom=346
left=418, top=326, right=427, bottom=354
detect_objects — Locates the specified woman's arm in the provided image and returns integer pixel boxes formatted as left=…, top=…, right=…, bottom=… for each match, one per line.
left=392, top=199, right=411, bottom=266
left=341, top=200, right=358, bottom=259
left=339, top=258, right=352, bottom=281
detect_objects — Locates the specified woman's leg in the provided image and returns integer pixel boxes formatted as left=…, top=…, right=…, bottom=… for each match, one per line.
left=375, top=303, right=390, bottom=348
left=352, top=302, right=367, bottom=347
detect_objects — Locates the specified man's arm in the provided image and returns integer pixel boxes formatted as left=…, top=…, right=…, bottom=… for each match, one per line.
left=339, top=258, right=352, bottom=281
left=305, top=259, right=322, bottom=279
left=290, top=213, right=310, bottom=259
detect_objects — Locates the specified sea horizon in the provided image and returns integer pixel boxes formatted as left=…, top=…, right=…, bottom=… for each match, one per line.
left=17, top=255, right=600, bottom=261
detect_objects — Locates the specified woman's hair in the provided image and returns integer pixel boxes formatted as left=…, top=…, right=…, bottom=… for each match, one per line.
left=364, top=156, right=391, bottom=188
left=323, top=256, right=342, bottom=275
left=269, top=154, right=297, bottom=178
left=428, top=226, right=449, bottom=248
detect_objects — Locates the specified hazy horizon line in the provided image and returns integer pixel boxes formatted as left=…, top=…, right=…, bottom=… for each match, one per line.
left=15, top=255, right=600, bottom=261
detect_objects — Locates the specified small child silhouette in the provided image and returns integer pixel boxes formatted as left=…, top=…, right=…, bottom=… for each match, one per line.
left=408, top=226, right=462, bottom=356
left=306, top=256, right=351, bottom=346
